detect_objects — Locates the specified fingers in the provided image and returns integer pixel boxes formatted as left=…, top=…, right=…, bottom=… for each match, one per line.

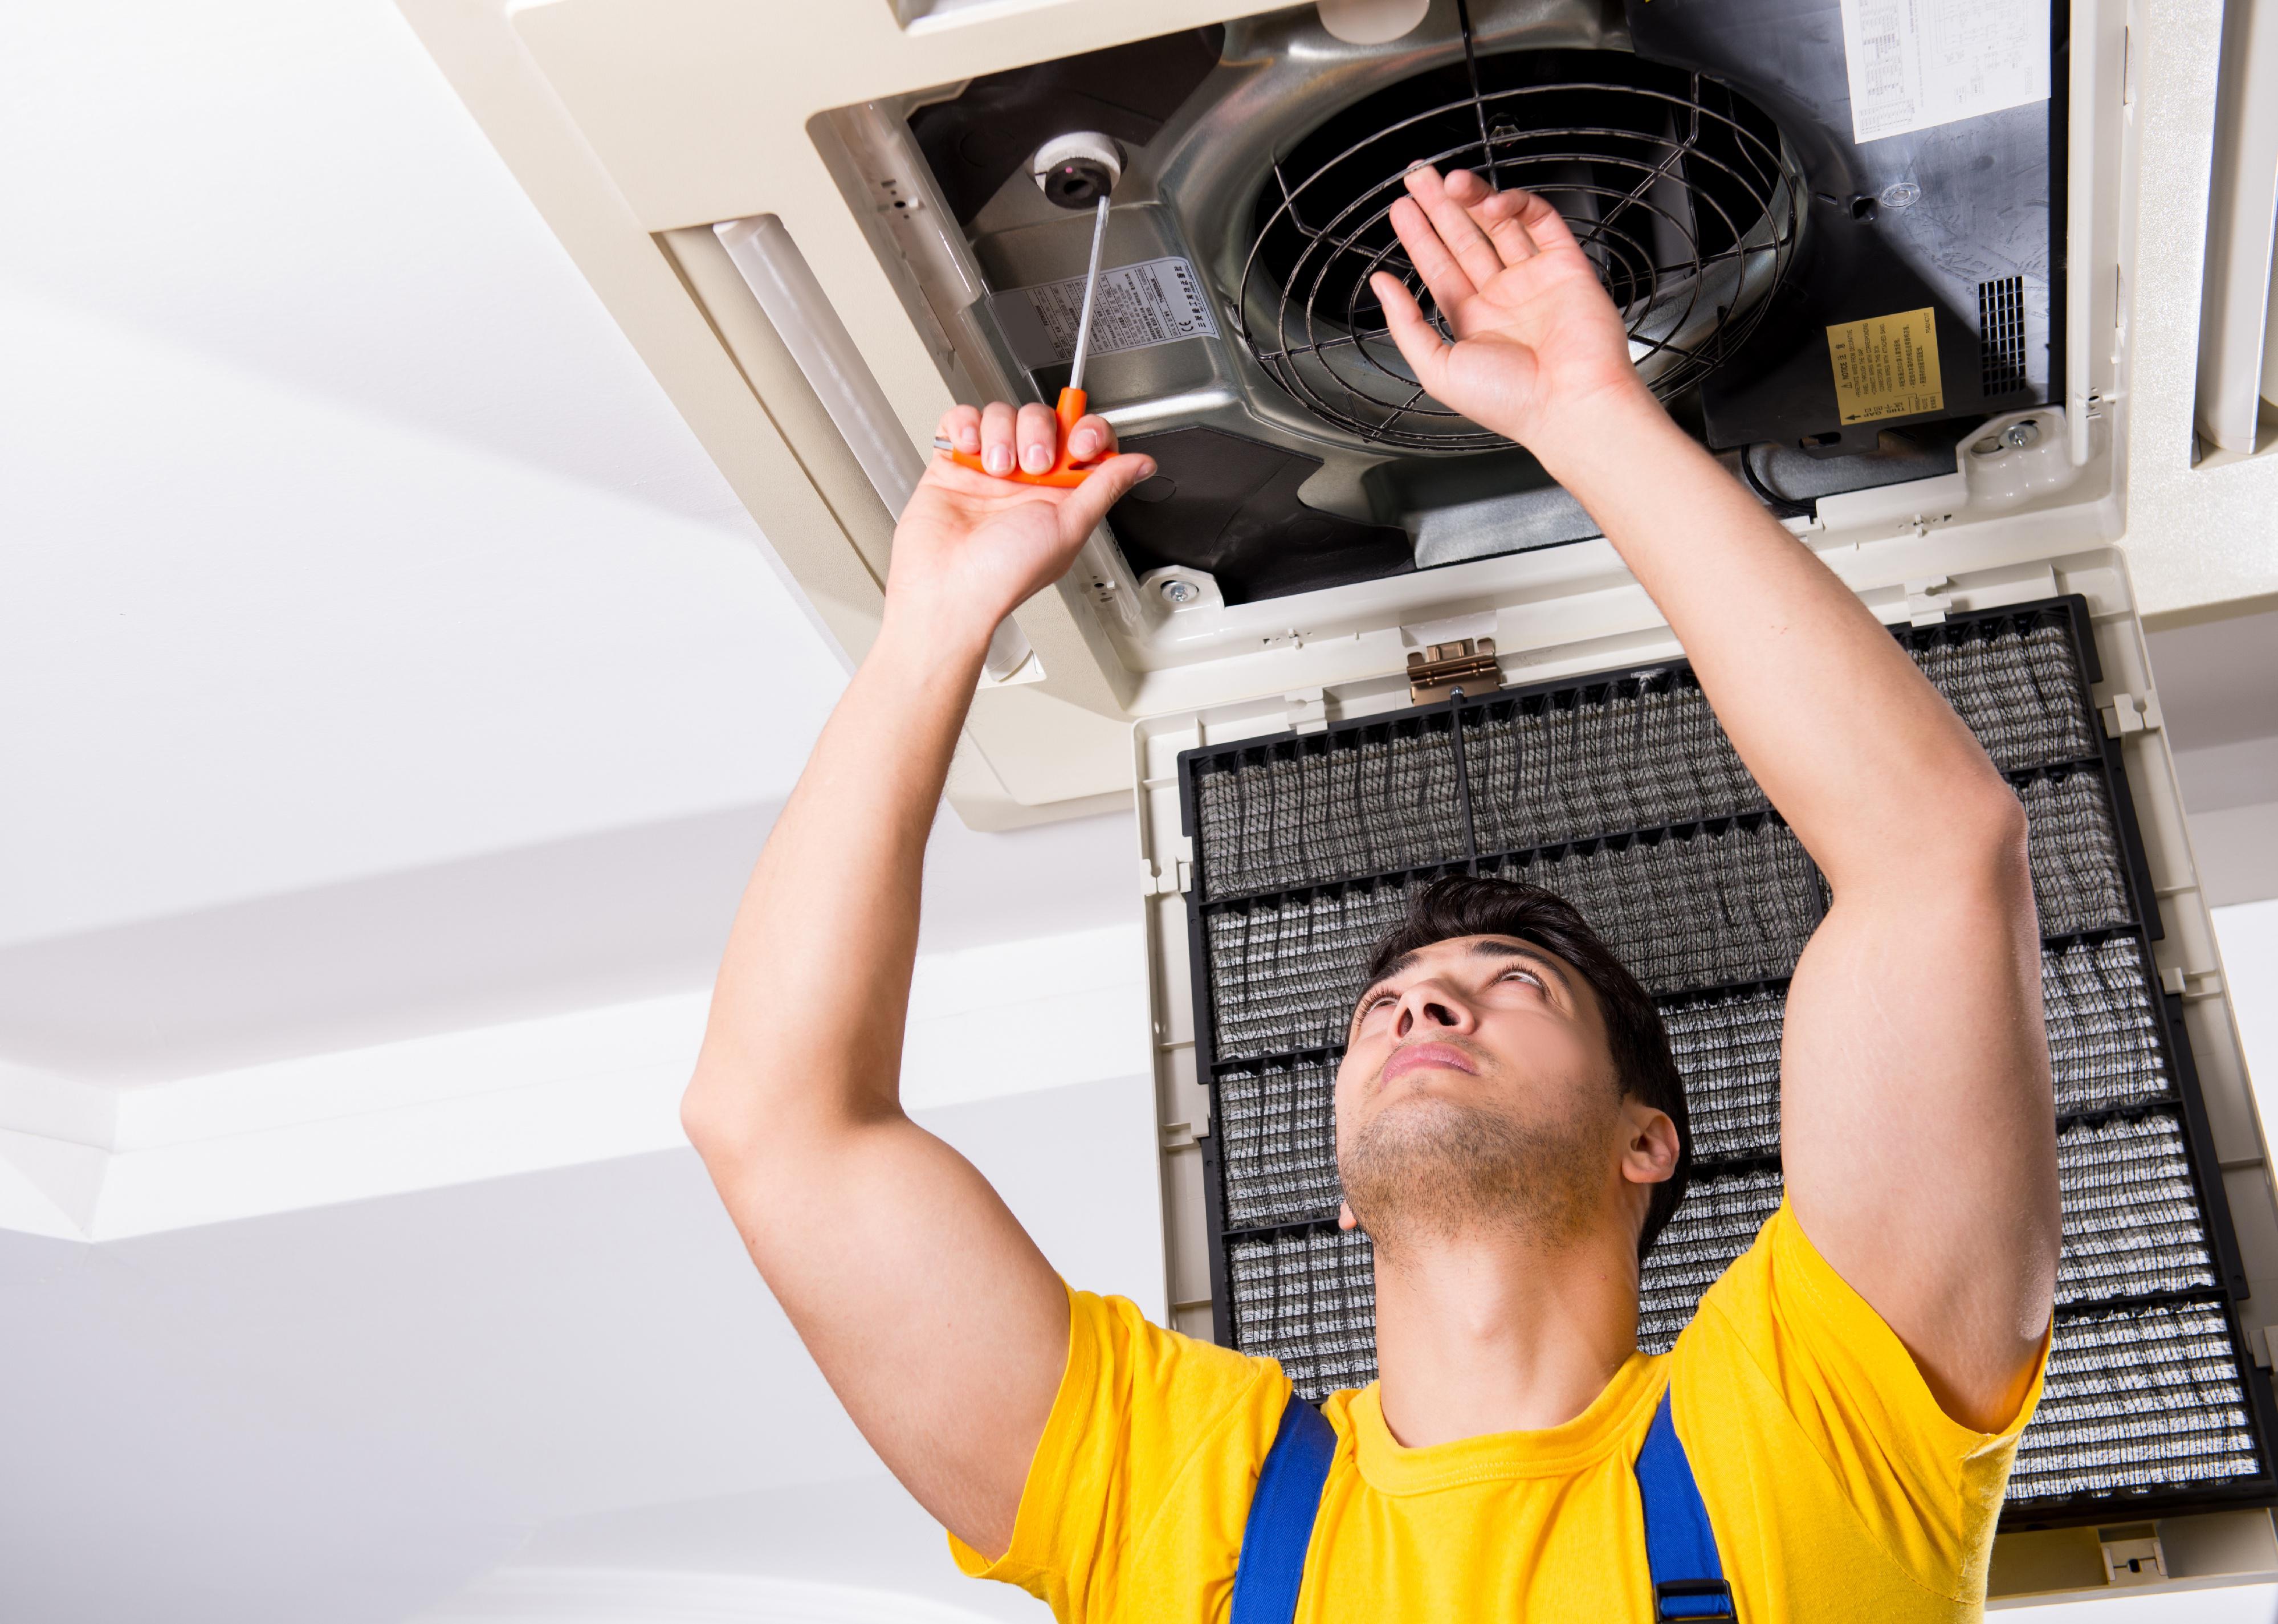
left=1016, top=402, right=1059, bottom=475
left=1066, top=413, right=1114, bottom=463
left=936, top=403, right=982, bottom=457
left=1457, top=177, right=1542, bottom=265
left=1403, top=166, right=1505, bottom=289
left=979, top=402, right=1018, bottom=476
left=1054, top=451, right=1157, bottom=542
left=1387, top=194, right=1476, bottom=317
left=1499, top=184, right=1584, bottom=255
left=1368, top=271, right=1450, bottom=397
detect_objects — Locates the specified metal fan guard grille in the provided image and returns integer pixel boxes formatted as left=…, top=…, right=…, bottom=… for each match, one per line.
left=1237, top=72, right=1805, bottom=451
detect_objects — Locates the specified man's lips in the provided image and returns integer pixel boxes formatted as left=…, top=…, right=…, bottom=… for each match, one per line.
left=1379, top=1041, right=1478, bottom=1086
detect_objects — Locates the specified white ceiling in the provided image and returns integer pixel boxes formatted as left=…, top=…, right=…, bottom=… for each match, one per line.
left=0, top=1077, right=1158, bottom=1623
left=0, top=0, right=1134, bottom=1087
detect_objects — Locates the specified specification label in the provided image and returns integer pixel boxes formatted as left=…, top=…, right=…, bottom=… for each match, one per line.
left=1837, top=0, right=2049, bottom=142
left=990, top=256, right=1219, bottom=373
left=1827, top=306, right=1945, bottom=425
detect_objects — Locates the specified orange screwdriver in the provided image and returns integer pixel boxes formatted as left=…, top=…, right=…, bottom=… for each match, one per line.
left=935, top=194, right=1111, bottom=487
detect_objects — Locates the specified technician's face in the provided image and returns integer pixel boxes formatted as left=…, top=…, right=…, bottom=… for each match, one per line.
left=1332, top=935, right=1624, bottom=1233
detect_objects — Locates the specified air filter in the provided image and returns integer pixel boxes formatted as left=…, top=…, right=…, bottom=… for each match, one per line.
left=2010, top=1303, right=2263, bottom=1502
left=1219, top=1056, right=1342, bottom=1229
left=1179, top=595, right=2274, bottom=1520
left=1226, top=1227, right=1378, bottom=1400
left=1639, top=1166, right=1785, bottom=1354
left=1662, top=985, right=1788, bottom=1160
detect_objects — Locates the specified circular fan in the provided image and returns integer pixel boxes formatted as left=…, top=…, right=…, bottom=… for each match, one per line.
left=1238, top=44, right=1804, bottom=451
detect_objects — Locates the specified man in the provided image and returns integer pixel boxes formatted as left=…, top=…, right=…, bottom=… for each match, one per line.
left=682, top=168, right=2059, bottom=1621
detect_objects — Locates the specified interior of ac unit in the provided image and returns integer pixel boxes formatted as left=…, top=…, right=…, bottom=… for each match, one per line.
left=812, top=0, right=2085, bottom=694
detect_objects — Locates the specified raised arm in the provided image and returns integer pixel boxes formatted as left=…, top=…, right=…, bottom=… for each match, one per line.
left=680, top=403, right=1153, bottom=1555
left=1375, top=169, right=2058, bottom=1429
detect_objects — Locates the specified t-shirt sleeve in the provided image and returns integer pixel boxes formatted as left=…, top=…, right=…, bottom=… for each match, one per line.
left=947, top=1283, right=1288, bottom=1622
left=1679, top=1196, right=2049, bottom=1600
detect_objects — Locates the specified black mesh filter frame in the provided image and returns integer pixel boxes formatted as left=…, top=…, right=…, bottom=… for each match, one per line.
left=1234, top=6, right=1805, bottom=449
left=1176, top=595, right=2278, bottom=1526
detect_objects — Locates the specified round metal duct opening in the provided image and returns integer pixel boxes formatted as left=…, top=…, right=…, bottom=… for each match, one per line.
left=1238, top=48, right=1804, bottom=451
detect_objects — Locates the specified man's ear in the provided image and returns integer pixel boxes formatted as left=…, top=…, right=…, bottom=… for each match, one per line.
left=1619, top=1104, right=1681, bottom=1187
left=1338, top=1198, right=1358, bottom=1231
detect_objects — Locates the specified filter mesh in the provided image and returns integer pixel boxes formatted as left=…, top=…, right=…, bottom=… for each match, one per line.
left=1195, top=725, right=1469, bottom=901
left=1206, top=883, right=1412, bottom=1062
left=1185, top=599, right=2268, bottom=1512
left=1219, top=1057, right=1340, bottom=1230
left=2056, top=1112, right=2218, bottom=1304
left=1466, top=678, right=1762, bottom=856
left=1227, top=1227, right=1378, bottom=1402
left=2021, top=771, right=2135, bottom=938
left=1661, top=986, right=1787, bottom=1161
left=2008, top=1303, right=2261, bottom=1501
left=1493, top=820, right=1823, bottom=995
left=1912, top=619, right=2100, bottom=772
left=1637, top=1166, right=1786, bottom=1354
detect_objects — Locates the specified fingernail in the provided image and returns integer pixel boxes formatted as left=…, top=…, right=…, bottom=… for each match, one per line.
left=1022, top=443, right=1051, bottom=474
left=985, top=447, right=1012, bottom=475
left=1139, top=459, right=1158, bottom=478
left=1071, top=431, right=1099, bottom=458
left=960, top=430, right=981, bottom=453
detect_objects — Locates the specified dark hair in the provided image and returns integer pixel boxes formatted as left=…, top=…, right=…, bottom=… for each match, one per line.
left=1359, top=875, right=1690, bottom=1260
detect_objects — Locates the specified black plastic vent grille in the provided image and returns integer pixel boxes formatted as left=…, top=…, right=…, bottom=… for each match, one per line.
left=1980, top=275, right=2029, bottom=397
left=1176, top=596, right=2276, bottom=1524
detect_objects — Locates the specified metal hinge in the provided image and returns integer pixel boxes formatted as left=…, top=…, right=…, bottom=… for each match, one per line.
left=1407, top=638, right=1502, bottom=704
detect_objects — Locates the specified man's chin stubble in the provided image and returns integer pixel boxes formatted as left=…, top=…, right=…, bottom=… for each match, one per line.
left=1339, top=1095, right=1604, bottom=1260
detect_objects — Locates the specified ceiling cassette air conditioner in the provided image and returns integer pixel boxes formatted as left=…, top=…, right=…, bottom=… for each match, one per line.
left=408, top=0, right=2134, bottom=827
left=411, top=0, right=2278, bottom=1564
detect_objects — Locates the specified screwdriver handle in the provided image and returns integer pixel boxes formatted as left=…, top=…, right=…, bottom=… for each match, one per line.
left=945, top=388, right=1100, bottom=487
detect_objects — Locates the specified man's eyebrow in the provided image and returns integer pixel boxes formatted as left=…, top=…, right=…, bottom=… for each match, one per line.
left=1467, top=937, right=1577, bottom=993
left=1348, top=937, right=1574, bottom=1023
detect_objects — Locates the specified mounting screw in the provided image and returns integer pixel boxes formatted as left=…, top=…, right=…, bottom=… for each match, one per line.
left=2004, top=419, right=2042, bottom=448
left=1159, top=578, right=1200, bottom=605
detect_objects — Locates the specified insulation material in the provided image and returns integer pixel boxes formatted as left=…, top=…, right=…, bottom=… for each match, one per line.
left=1661, top=986, right=1788, bottom=1160
left=2055, top=1113, right=2218, bottom=1304
left=1910, top=618, right=2100, bottom=771
left=1218, top=1057, right=1341, bottom=1229
left=1226, top=1227, right=1378, bottom=1402
left=2044, top=936, right=2173, bottom=1113
left=2008, top=1303, right=2261, bottom=1501
left=1490, top=819, right=1823, bottom=994
left=2019, top=770, right=2136, bottom=938
left=1195, top=725, right=1468, bottom=901
left=1464, top=676, right=1761, bottom=855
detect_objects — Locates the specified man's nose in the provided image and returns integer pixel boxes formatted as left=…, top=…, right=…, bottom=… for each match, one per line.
left=1392, top=982, right=1472, bottom=1037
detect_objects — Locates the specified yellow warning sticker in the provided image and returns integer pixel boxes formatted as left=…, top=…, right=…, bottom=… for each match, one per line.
left=1825, top=307, right=1945, bottom=425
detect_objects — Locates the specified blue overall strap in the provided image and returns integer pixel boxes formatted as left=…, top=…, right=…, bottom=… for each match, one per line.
left=1635, top=1388, right=1737, bottom=1621
left=1229, top=1392, right=1337, bottom=1624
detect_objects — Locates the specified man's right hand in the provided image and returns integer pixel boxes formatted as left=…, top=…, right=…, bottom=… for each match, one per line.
left=889, top=403, right=1154, bottom=663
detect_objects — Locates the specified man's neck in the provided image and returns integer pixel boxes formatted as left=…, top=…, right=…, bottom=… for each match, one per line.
left=1368, top=1223, right=1642, bottom=1448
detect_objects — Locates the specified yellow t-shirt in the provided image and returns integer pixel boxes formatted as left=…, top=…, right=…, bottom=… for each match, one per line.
left=951, top=1199, right=2045, bottom=1622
